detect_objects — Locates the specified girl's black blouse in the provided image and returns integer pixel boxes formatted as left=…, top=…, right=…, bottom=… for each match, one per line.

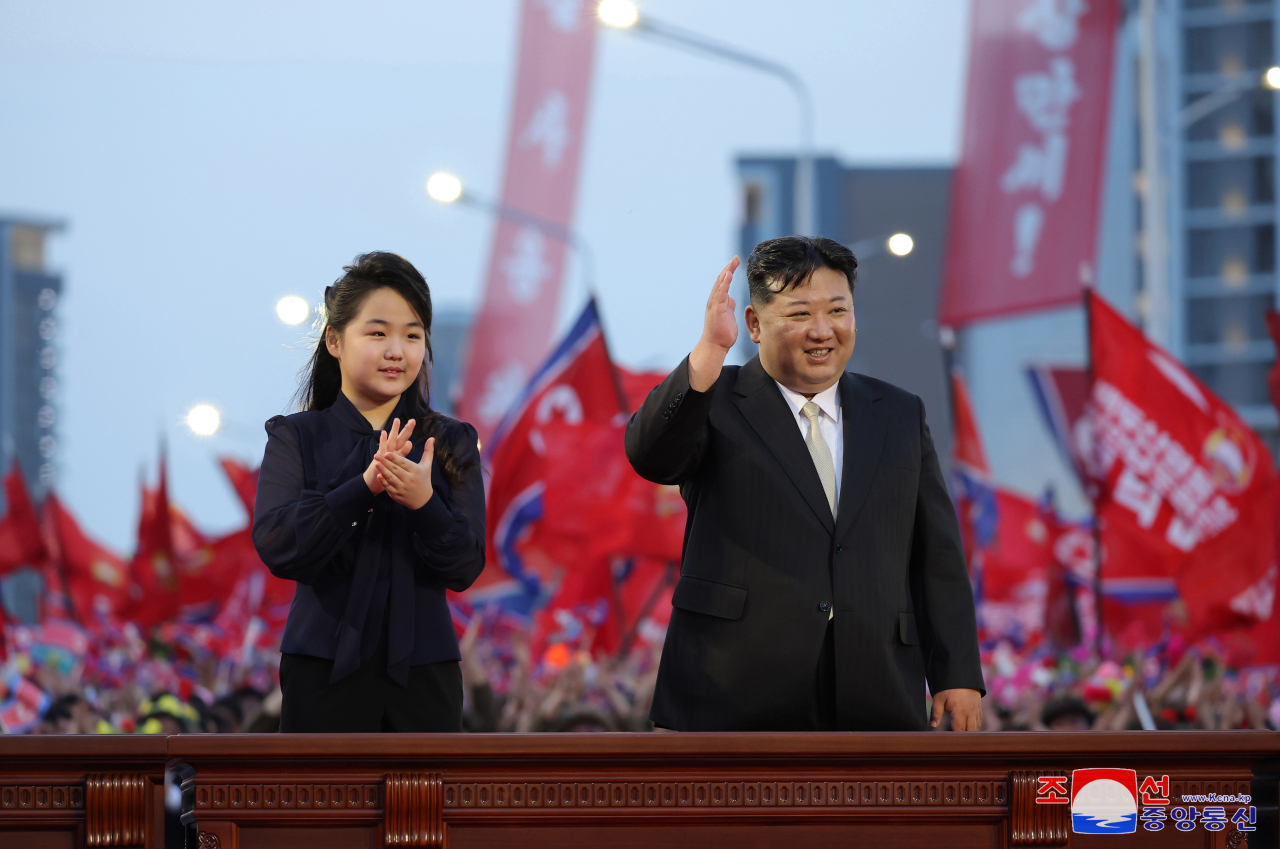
left=251, top=392, right=485, bottom=686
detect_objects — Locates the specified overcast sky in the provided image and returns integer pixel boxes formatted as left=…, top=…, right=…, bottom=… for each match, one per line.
left=0, top=0, right=969, bottom=550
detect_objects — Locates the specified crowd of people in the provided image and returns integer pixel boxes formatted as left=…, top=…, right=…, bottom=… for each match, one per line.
left=4, top=601, right=1276, bottom=735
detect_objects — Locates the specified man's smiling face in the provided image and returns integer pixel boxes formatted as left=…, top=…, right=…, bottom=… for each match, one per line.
left=745, top=265, right=855, bottom=397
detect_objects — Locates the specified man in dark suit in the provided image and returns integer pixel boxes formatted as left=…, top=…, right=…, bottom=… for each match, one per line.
left=625, top=236, right=984, bottom=732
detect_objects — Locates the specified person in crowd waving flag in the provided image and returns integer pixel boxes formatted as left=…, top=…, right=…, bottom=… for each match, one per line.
left=0, top=462, right=48, bottom=578
left=1085, top=291, right=1276, bottom=639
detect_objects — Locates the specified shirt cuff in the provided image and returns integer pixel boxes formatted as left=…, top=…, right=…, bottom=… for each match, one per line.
left=409, top=492, right=453, bottom=540
left=324, top=474, right=377, bottom=525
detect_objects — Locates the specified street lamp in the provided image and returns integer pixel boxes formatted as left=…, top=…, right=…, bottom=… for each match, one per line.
left=186, top=404, right=221, bottom=437
left=596, top=1, right=817, bottom=236
left=426, top=172, right=463, bottom=204
left=886, top=233, right=914, bottom=257
left=275, top=296, right=310, bottom=326
left=426, top=171, right=596, bottom=290
left=850, top=232, right=915, bottom=260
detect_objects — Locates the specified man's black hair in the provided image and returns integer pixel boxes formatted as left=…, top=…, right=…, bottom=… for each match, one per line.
left=745, top=235, right=858, bottom=305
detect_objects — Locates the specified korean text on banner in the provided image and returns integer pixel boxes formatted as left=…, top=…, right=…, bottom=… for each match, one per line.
left=455, top=0, right=598, bottom=445
left=940, top=0, right=1119, bottom=327
left=1086, top=292, right=1276, bottom=635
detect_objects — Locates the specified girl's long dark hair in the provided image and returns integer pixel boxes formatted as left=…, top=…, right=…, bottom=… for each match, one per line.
left=296, top=251, right=472, bottom=488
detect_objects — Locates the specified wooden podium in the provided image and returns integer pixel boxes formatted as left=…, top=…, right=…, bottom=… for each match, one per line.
left=169, top=731, right=1278, bottom=849
left=0, top=731, right=1275, bottom=848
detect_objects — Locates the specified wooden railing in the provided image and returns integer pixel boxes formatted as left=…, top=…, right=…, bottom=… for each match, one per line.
left=0, top=731, right=1276, bottom=848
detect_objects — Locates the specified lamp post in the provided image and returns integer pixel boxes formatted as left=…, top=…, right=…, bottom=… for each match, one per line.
left=596, top=0, right=817, bottom=236
left=426, top=172, right=596, bottom=292
left=185, top=404, right=222, bottom=437
left=850, top=232, right=915, bottom=261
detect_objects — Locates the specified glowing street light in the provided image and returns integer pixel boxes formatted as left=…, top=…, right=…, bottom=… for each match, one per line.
left=887, top=233, right=914, bottom=257
left=424, top=171, right=596, bottom=290
left=275, top=295, right=310, bottom=326
left=1266, top=66, right=1280, bottom=89
left=850, top=232, right=915, bottom=260
left=186, top=404, right=221, bottom=437
left=598, top=0, right=639, bottom=28
left=426, top=172, right=464, bottom=204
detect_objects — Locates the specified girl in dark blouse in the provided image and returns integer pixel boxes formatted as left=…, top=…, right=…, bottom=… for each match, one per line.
left=252, top=252, right=485, bottom=732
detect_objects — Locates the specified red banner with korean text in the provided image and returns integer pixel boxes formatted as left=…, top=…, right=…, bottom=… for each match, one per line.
left=940, top=0, right=1119, bottom=327
left=1086, top=292, right=1275, bottom=637
left=455, top=0, right=597, bottom=445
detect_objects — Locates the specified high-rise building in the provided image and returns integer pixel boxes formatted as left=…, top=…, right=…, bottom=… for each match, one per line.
left=1168, top=0, right=1278, bottom=454
left=0, top=217, right=64, bottom=506
left=428, top=307, right=473, bottom=417
left=735, top=156, right=955, bottom=466
left=0, top=217, right=63, bottom=625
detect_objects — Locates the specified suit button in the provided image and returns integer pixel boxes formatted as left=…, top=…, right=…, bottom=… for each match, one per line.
left=675, top=393, right=683, bottom=401
left=835, top=544, right=844, bottom=553
left=819, top=601, right=832, bottom=613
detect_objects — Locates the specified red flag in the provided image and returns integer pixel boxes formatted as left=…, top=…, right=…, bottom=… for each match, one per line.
left=617, top=368, right=668, bottom=413
left=179, top=528, right=255, bottom=616
left=1027, top=364, right=1090, bottom=481
left=124, top=454, right=180, bottom=628
left=531, top=418, right=684, bottom=567
left=950, top=371, right=990, bottom=475
left=977, top=489, right=1055, bottom=639
left=949, top=370, right=998, bottom=563
left=180, top=527, right=294, bottom=620
left=42, top=494, right=130, bottom=627
left=167, top=501, right=207, bottom=559
left=0, top=462, right=48, bottom=577
left=218, top=457, right=259, bottom=520
left=467, top=300, right=623, bottom=613
left=939, top=0, right=1119, bottom=327
left=456, top=0, right=598, bottom=444
left=1086, top=291, right=1275, bottom=636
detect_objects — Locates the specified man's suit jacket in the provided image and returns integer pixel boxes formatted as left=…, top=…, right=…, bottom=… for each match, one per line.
left=624, top=355, right=984, bottom=731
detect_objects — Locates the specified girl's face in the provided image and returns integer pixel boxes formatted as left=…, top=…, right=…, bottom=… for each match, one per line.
left=325, top=287, right=426, bottom=408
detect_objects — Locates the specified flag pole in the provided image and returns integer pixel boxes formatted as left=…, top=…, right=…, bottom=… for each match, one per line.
left=1083, top=286, right=1104, bottom=658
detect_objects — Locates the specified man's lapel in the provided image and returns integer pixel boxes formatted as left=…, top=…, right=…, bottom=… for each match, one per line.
left=733, top=357, right=835, bottom=533
left=835, top=371, right=887, bottom=538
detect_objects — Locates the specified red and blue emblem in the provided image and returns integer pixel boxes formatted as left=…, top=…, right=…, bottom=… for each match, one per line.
left=1071, top=768, right=1138, bottom=834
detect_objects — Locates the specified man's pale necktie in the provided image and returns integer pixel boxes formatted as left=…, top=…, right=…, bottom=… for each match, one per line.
left=801, top=402, right=837, bottom=518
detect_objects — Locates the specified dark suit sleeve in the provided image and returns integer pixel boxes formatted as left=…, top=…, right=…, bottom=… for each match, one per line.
left=624, top=354, right=717, bottom=485
left=408, top=421, right=486, bottom=592
left=252, top=416, right=374, bottom=585
left=907, top=396, right=987, bottom=697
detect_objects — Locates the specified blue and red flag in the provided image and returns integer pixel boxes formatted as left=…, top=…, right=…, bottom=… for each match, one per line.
left=949, top=369, right=998, bottom=560
left=467, top=299, right=626, bottom=617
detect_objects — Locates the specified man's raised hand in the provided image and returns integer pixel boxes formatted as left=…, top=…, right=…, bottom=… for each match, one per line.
left=688, top=256, right=740, bottom=392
